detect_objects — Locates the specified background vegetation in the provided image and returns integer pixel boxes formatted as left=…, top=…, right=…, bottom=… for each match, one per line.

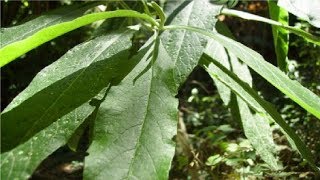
left=1, top=1, right=319, bottom=179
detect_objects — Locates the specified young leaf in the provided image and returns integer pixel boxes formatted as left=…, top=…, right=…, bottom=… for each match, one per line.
left=278, top=0, right=320, bottom=28
left=268, top=1, right=289, bottom=72
left=0, top=10, right=158, bottom=67
left=84, top=1, right=222, bottom=179
left=200, top=54, right=319, bottom=171
left=0, top=103, right=95, bottom=180
left=1, top=31, right=135, bottom=152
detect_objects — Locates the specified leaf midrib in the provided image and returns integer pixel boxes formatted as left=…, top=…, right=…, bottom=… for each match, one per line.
left=125, top=51, right=159, bottom=179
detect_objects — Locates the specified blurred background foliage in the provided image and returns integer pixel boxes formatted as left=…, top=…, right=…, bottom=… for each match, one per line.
left=1, top=1, right=320, bottom=179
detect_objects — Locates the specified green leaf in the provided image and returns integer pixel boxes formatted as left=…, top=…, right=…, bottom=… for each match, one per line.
left=166, top=25, right=320, bottom=120
left=237, top=99, right=282, bottom=170
left=200, top=54, right=319, bottom=171
left=67, top=87, right=110, bottom=152
left=206, top=154, right=224, bottom=166
left=213, top=22, right=247, bottom=126
left=221, top=8, right=320, bottom=46
left=206, top=22, right=280, bottom=170
left=228, top=55, right=281, bottom=170
left=0, top=10, right=158, bottom=67
left=0, top=2, right=100, bottom=48
left=84, top=1, right=222, bottom=179
left=0, top=103, right=95, bottom=180
left=268, top=1, right=289, bottom=72
left=1, top=30, right=135, bottom=152
left=230, top=56, right=280, bottom=169
left=206, top=21, right=253, bottom=106
left=211, top=30, right=320, bottom=120
left=163, top=0, right=184, bottom=16
left=67, top=110, right=95, bottom=152
left=161, top=0, right=222, bottom=87
left=67, top=118, right=89, bottom=152
left=205, top=37, right=231, bottom=105
left=84, top=39, right=178, bottom=179
left=278, top=0, right=320, bottom=28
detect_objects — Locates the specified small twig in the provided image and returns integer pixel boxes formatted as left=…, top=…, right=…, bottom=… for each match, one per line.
left=190, top=80, right=211, bottom=94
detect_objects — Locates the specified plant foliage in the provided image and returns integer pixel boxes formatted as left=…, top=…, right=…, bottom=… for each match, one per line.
left=1, top=0, right=320, bottom=179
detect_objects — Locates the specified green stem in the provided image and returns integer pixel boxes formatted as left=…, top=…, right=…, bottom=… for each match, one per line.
left=141, top=0, right=152, bottom=16
left=150, top=2, right=166, bottom=29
